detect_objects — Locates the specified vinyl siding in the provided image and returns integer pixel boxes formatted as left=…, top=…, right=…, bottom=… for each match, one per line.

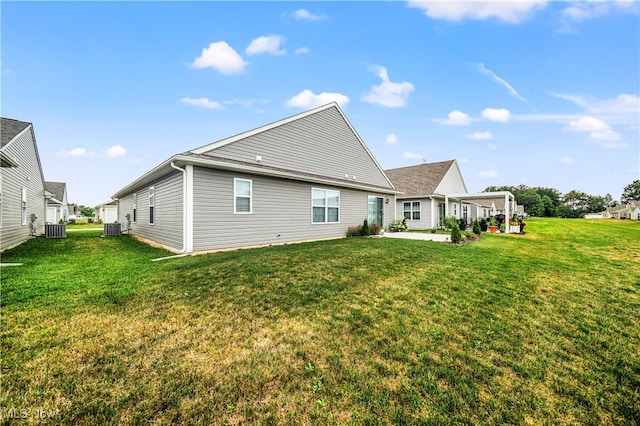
left=200, top=107, right=392, bottom=189
left=435, top=164, right=467, bottom=194
left=117, top=171, right=183, bottom=251
left=396, top=198, right=435, bottom=230
left=193, top=167, right=394, bottom=252
left=0, top=127, right=46, bottom=251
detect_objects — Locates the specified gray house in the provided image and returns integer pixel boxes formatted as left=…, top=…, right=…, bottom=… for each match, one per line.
left=45, top=181, right=69, bottom=224
left=1, top=117, right=47, bottom=251
left=385, top=159, right=516, bottom=231
left=112, top=103, right=399, bottom=253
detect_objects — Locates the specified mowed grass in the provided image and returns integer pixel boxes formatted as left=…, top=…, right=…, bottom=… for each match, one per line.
left=1, top=219, right=639, bottom=425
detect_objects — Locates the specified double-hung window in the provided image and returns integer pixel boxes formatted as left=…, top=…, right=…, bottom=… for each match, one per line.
left=149, top=187, right=155, bottom=225
left=234, top=178, right=252, bottom=214
left=403, top=201, right=421, bottom=220
left=312, top=188, right=339, bottom=223
left=21, top=187, right=27, bottom=225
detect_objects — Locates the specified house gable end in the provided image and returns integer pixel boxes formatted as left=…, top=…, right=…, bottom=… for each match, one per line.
left=434, top=160, right=468, bottom=194
left=189, top=103, right=394, bottom=190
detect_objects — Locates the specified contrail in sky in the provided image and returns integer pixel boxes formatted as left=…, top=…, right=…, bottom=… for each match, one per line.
left=474, top=63, right=527, bottom=102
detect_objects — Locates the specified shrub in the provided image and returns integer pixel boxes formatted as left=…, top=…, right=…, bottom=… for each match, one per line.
left=369, top=223, right=382, bottom=235
left=388, top=217, right=408, bottom=232
left=464, top=231, right=474, bottom=239
left=443, top=216, right=457, bottom=230
left=346, top=226, right=362, bottom=237
left=472, top=219, right=481, bottom=235
left=430, top=228, right=437, bottom=233
left=361, top=219, right=370, bottom=236
left=450, top=223, right=462, bottom=244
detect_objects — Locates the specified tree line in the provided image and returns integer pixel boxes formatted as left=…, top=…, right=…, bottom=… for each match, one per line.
left=484, top=179, right=640, bottom=218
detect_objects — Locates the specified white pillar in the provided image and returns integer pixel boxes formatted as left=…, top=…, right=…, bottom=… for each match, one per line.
left=504, top=193, right=511, bottom=234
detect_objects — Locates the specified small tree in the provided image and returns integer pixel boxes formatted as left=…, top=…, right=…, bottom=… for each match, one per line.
left=621, top=180, right=640, bottom=204
left=361, top=219, right=370, bottom=236
left=472, top=219, right=481, bottom=236
left=450, top=223, right=462, bottom=244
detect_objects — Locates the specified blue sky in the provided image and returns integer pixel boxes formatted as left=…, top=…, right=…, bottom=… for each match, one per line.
left=2, top=1, right=639, bottom=207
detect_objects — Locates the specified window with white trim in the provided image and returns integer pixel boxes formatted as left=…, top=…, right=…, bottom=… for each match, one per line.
left=312, top=188, right=339, bottom=223
left=21, top=187, right=27, bottom=225
left=234, top=178, right=252, bottom=214
left=149, top=187, right=155, bottom=225
left=403, top=201, right=421, bottom=220
left=132, top=193, right=137, bottom=223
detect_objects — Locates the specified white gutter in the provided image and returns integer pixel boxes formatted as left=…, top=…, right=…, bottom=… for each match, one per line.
left=170, top=162, right=188, bottom=253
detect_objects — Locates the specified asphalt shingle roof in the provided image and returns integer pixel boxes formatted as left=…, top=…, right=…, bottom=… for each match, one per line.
left=384, top=160, right=455, bottom=196
left=1, top=117, right=31, bottom=148
left=45, top=182, right=66, bottom=201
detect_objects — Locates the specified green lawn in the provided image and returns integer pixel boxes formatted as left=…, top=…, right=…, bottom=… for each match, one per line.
left=1, top=219, right=639, bottom=425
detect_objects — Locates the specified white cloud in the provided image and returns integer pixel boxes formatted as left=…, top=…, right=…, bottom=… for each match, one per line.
left=285, top=89, right=350, bottom=109
left=295, top=47, right=310, bottom=55
left=59, top=147, right=89, bottom=158
left=246, top=35, right=286, bottom=56
left=362, top=66, right=415, bottom=108
left=479, top=170, right=498, bottom=178
left=566, top=116, right=621, bottom=143
left=560, top=157, right=575, bottom=165
left=292, top=9, right=326, bottom=21
left=191, top=41, right=247, bottom=75
left=591, top=129, right=621, bottom=142
left=443, top=110, right=471, bottom=126
left=181, top=97, right=224, bottom=110
left=458, top=158, right=470, bottom=164
left=474, top=64, right=527, bottom=101
left=105, top=145, right=126, bottom=158
left=567, top=116, right=609, bottom=132
left=466, top=131, right=494, bottom=140
left=408, top=1, right=547, bottom=23
left=403, top=151, right=424, bottom=160
left=385, top=133, right=399, bottom=144
left=482, top=108, right=511, bottom=122
left=552, top=92, right=640, bottom=114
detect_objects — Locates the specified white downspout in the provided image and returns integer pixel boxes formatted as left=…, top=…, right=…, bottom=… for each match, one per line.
left=170, top=162, right=188, bottom=253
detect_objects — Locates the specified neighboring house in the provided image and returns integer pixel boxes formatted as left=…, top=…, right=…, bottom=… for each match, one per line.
left=95, top=200, right=118, bottom=223
left=607, top=201, right=640, bottom=220
left=384, top=160, right=516, bottom=230
left=0, top=117, right=47, bottom=251
left=112, top=103, right=400, bottom=253
left=45, top=181, right=69, bottom=224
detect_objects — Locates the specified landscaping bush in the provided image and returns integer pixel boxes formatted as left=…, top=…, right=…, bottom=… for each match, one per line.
left=429, top=228, right=437, bottom=233
left=388, top=217, right=408, bottom=232
left=442, top=216, right=457, bottom=230
left=369, top=223, right=382, bottom=235
left=472, top=219, right=481, bottom=235
left=361, top=219, right=370, bottom=236
left=346, top=226, right=362, bottom=237
left=450, top=223, right=462, bottom=244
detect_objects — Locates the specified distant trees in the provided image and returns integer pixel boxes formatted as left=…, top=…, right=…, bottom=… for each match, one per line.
left=621, top=180, right=640, bottom=204
left=483, top=185, right=618, bottom=218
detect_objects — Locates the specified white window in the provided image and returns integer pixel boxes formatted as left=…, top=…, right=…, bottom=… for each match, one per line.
left=149, top=187, right=155, bottom=225
left=403, top=201, right=421, bottom=220
left=132, top=193, right=137, bottom=223
left=234, top=178, right=252, bottom=214
left=21, top=187, right=27, bottom=225
left=312, top=188, right=339, bottom=223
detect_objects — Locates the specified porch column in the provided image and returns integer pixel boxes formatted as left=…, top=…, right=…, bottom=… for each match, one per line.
left=444, top=195, right=449, bottom=217
left=430, top=197, right=435, bottom=229
left=504, top=193, right=511, bottom=234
